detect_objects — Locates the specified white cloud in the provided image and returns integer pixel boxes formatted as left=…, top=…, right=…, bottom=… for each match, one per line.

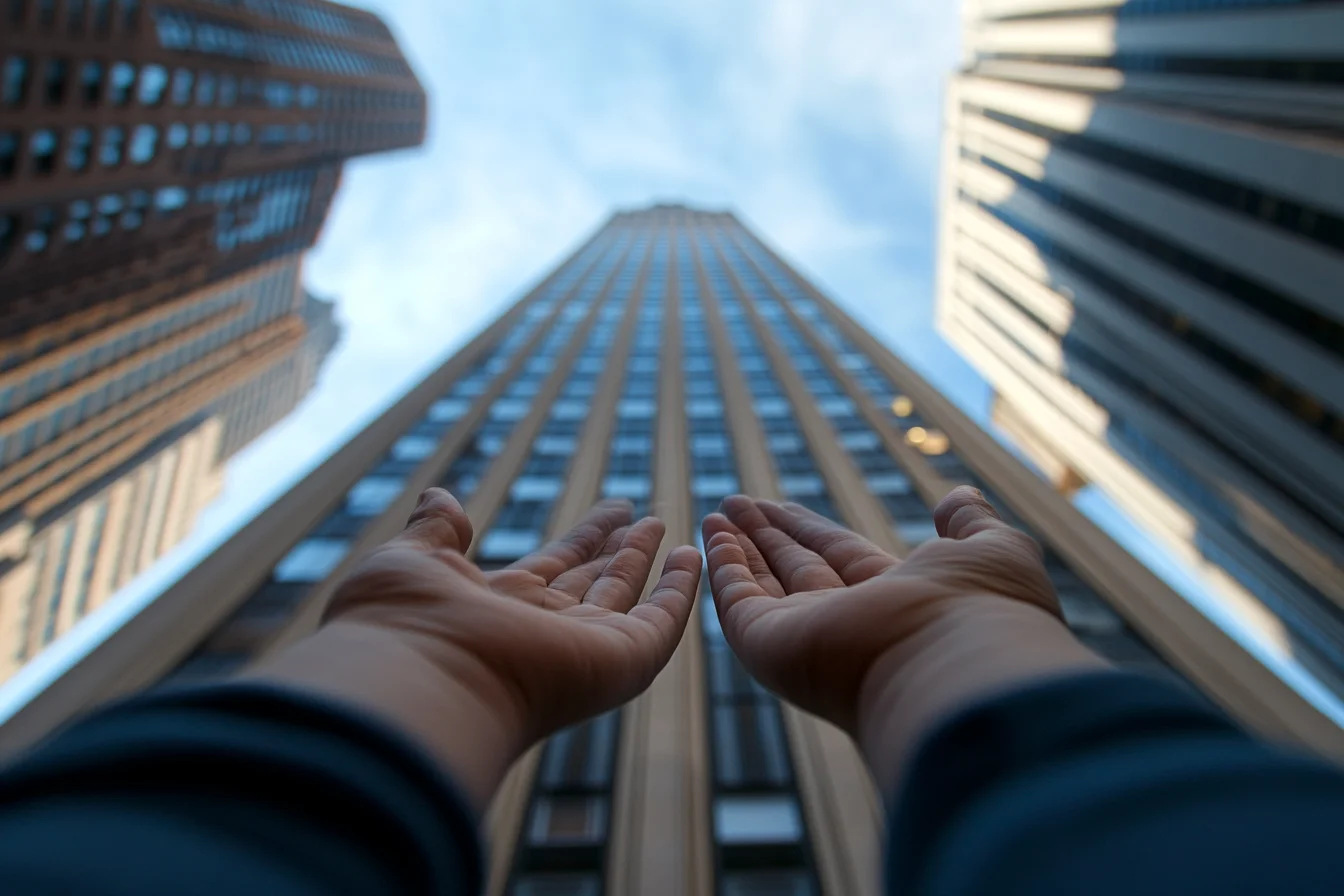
left=185, top=0, right=984, bottom=569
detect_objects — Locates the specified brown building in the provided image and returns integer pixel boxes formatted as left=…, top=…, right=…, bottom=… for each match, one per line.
left=1, top=205, right=1339, bottom=895
left=209, top=286, right=340, bottom=459
left=936, top=1, right=1344, bottom=697
left=0, top=0, right=426, bottom=337
left=0, top=252, right=340, bottom=681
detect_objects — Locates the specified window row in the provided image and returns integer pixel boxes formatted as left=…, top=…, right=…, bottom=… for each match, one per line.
left=0, top=261, right=297, bottom=413
left=155, top=9, right=411, bottom=78
left=4, top=0, right=139, bottom=34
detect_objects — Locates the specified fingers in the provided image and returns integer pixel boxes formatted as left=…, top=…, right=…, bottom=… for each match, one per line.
left=721, top=495, right=843, bottom=593
left=627, top=545, right=702, bottom=661
left=399, top=488, right=474, bottom=553
left=934, top=486, right=1012, bottom=541
left=583, top=517, right=666, bottom=611
left=548, top=525, right=630, bottom=597
left=759, top=500, right=898, bottom=585
left=703, top=513, right=785, bottom=597
left=510, top=500, right=634, bottom=583
left=703, top=530, right=774, bottom=616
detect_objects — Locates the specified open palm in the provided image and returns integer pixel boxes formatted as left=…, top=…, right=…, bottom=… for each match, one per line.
left=702, top=487, right=1062, bottom=735
left=326, top=489, right=701, bottom=744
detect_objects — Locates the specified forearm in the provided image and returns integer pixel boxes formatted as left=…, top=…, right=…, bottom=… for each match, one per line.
left=857, top=596, right=1108, bottom=797
left=247, top=620, right=527, bottom=813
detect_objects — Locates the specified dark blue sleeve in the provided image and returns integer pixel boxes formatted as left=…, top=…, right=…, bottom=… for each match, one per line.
left=0, top=684, right=482, bottom=895
left=887, top=672, right=1344, bottom=896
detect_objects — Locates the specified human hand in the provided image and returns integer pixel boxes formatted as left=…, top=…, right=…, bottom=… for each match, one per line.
left=703, top=486, right=1096, bottom=780
left=259, top=489, right=700, bottom=810
left=325, top=489, right=701, bottom=746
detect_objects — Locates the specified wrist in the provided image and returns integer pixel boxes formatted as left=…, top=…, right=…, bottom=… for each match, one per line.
left=856, top=596, right=1106, bottom=798
left=248, top=620, right=528, bottom=813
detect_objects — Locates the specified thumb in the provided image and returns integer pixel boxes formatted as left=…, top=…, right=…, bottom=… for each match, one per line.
left=934, top=486, right=1012, bottom=541
left=397, top=488, right=475, bottom=554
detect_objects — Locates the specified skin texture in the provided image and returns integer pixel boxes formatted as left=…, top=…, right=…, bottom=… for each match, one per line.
left=703, top=485, right=1107, bottom=796
left=257, top=483, right=1103, bottom=811
left=253, top=488, right=701, bottom=811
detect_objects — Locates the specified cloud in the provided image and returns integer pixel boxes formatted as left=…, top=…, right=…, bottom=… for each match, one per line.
left=189, top=0, right=981, bottom=553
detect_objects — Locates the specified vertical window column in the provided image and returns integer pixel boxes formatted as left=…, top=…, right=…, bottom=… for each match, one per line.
left=695, top=235, right=839, bottom=521
left=597, top=234, right=668, bottom=517
left=503, top=231, right=656, bottom=894
left=681, top=233, right=820, bottom=895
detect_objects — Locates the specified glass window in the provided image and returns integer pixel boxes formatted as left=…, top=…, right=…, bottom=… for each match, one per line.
left=154, top=186, right=188, bottom=210
left=64, top=127, right=91, bottom=170
left=491, top=398, right=532, bottom=422
left=527, top=796, right=607, bottom=847
left=98, top=127, right=123, bottom=166
left=3, top=56, right=29, bottom=106
left=273, top=538, right=348, bottom=583
left=166, top=123, right=188, bottom=149
left=897, top=520, right=939, bottom=546
left=429, top=398, right=471, bottom=422
left=714, top=795, right=803, bottom=845
left=346, top=476, right=403, bottom=517
left=574, top=357, right=604, bottom=375
left=1058, top=588, right=1124, bottom=634
left=686, top=399, right=723, bottom=418
left=392, top=435, right=437, bottom=462
left=128, top=124, right=156, bottom=164
left=838, top=430, right=881, bottom=452
left=535, top=436, right=576, bottom=456
left=478, top=530, right=541, bottom=562
left=627, top=356, right=659, bottom=374
left=137, top=64, right=167, bottom=104
left=170, top=68, right=192, bottom=105
left=29, top=130, right=57, bottom=174
left=866, top=473, right=911, bottom=495
left=617, top=398, right=656, bottom=419
left=817, top=397, right=856, bottom=417
left=551, top=400, right=587, bottom=420
left=511, top=476, right=563, bottom=501
left=692, top=474, right=739, bottom=498
left=691, top=434, right=729, bottom=456
left=601, top=476, right=650, bottom=500
left=766, top=433, right=804, bottom=454
left=195, top=71, right=216, bottom=105
left=109, top=62, right=135, bottom=105
left=754, top=397, right=790, bottom=418
left=779, top=474, right=825, bottom=497
left=612, top=435, right=651, bottom=454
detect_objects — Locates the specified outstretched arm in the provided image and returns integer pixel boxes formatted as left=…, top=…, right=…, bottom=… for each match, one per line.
left=253, top=489, right=701, bottom=810
left=705, top=487, right=1344, bottom=896
left=0, top=490, right=699, bottom=893
left=703, top=485, right=1103, bottom=794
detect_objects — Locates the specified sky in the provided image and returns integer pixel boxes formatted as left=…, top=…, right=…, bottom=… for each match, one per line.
left=194, top=0, right=983, bottom=541
left=12, top=0, right=1333, bottom=719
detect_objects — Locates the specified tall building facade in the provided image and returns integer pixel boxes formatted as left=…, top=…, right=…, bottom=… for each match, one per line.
left=936, top=2, right=1344, bottom=696
left=0, top=0, right=401, bottom=682
left=0, top=0, right=426, bottom=335
left=0, top=254, right=340, bottom=682
left=2, top=205, right=1339, bottom=895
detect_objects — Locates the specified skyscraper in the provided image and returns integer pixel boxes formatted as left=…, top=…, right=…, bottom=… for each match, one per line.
left=0, top=0, right=426, bottom=334
left=0, top=0, right=404, bottom=680
left=2, top=205, right=1338, bottom=895
left=0, top=255, right=340, bottom=682
left=936, top=3, right=1344, bottom=697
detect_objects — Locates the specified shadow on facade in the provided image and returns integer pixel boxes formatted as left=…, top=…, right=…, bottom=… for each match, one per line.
left=941, top=1, right=1344, bottom=696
